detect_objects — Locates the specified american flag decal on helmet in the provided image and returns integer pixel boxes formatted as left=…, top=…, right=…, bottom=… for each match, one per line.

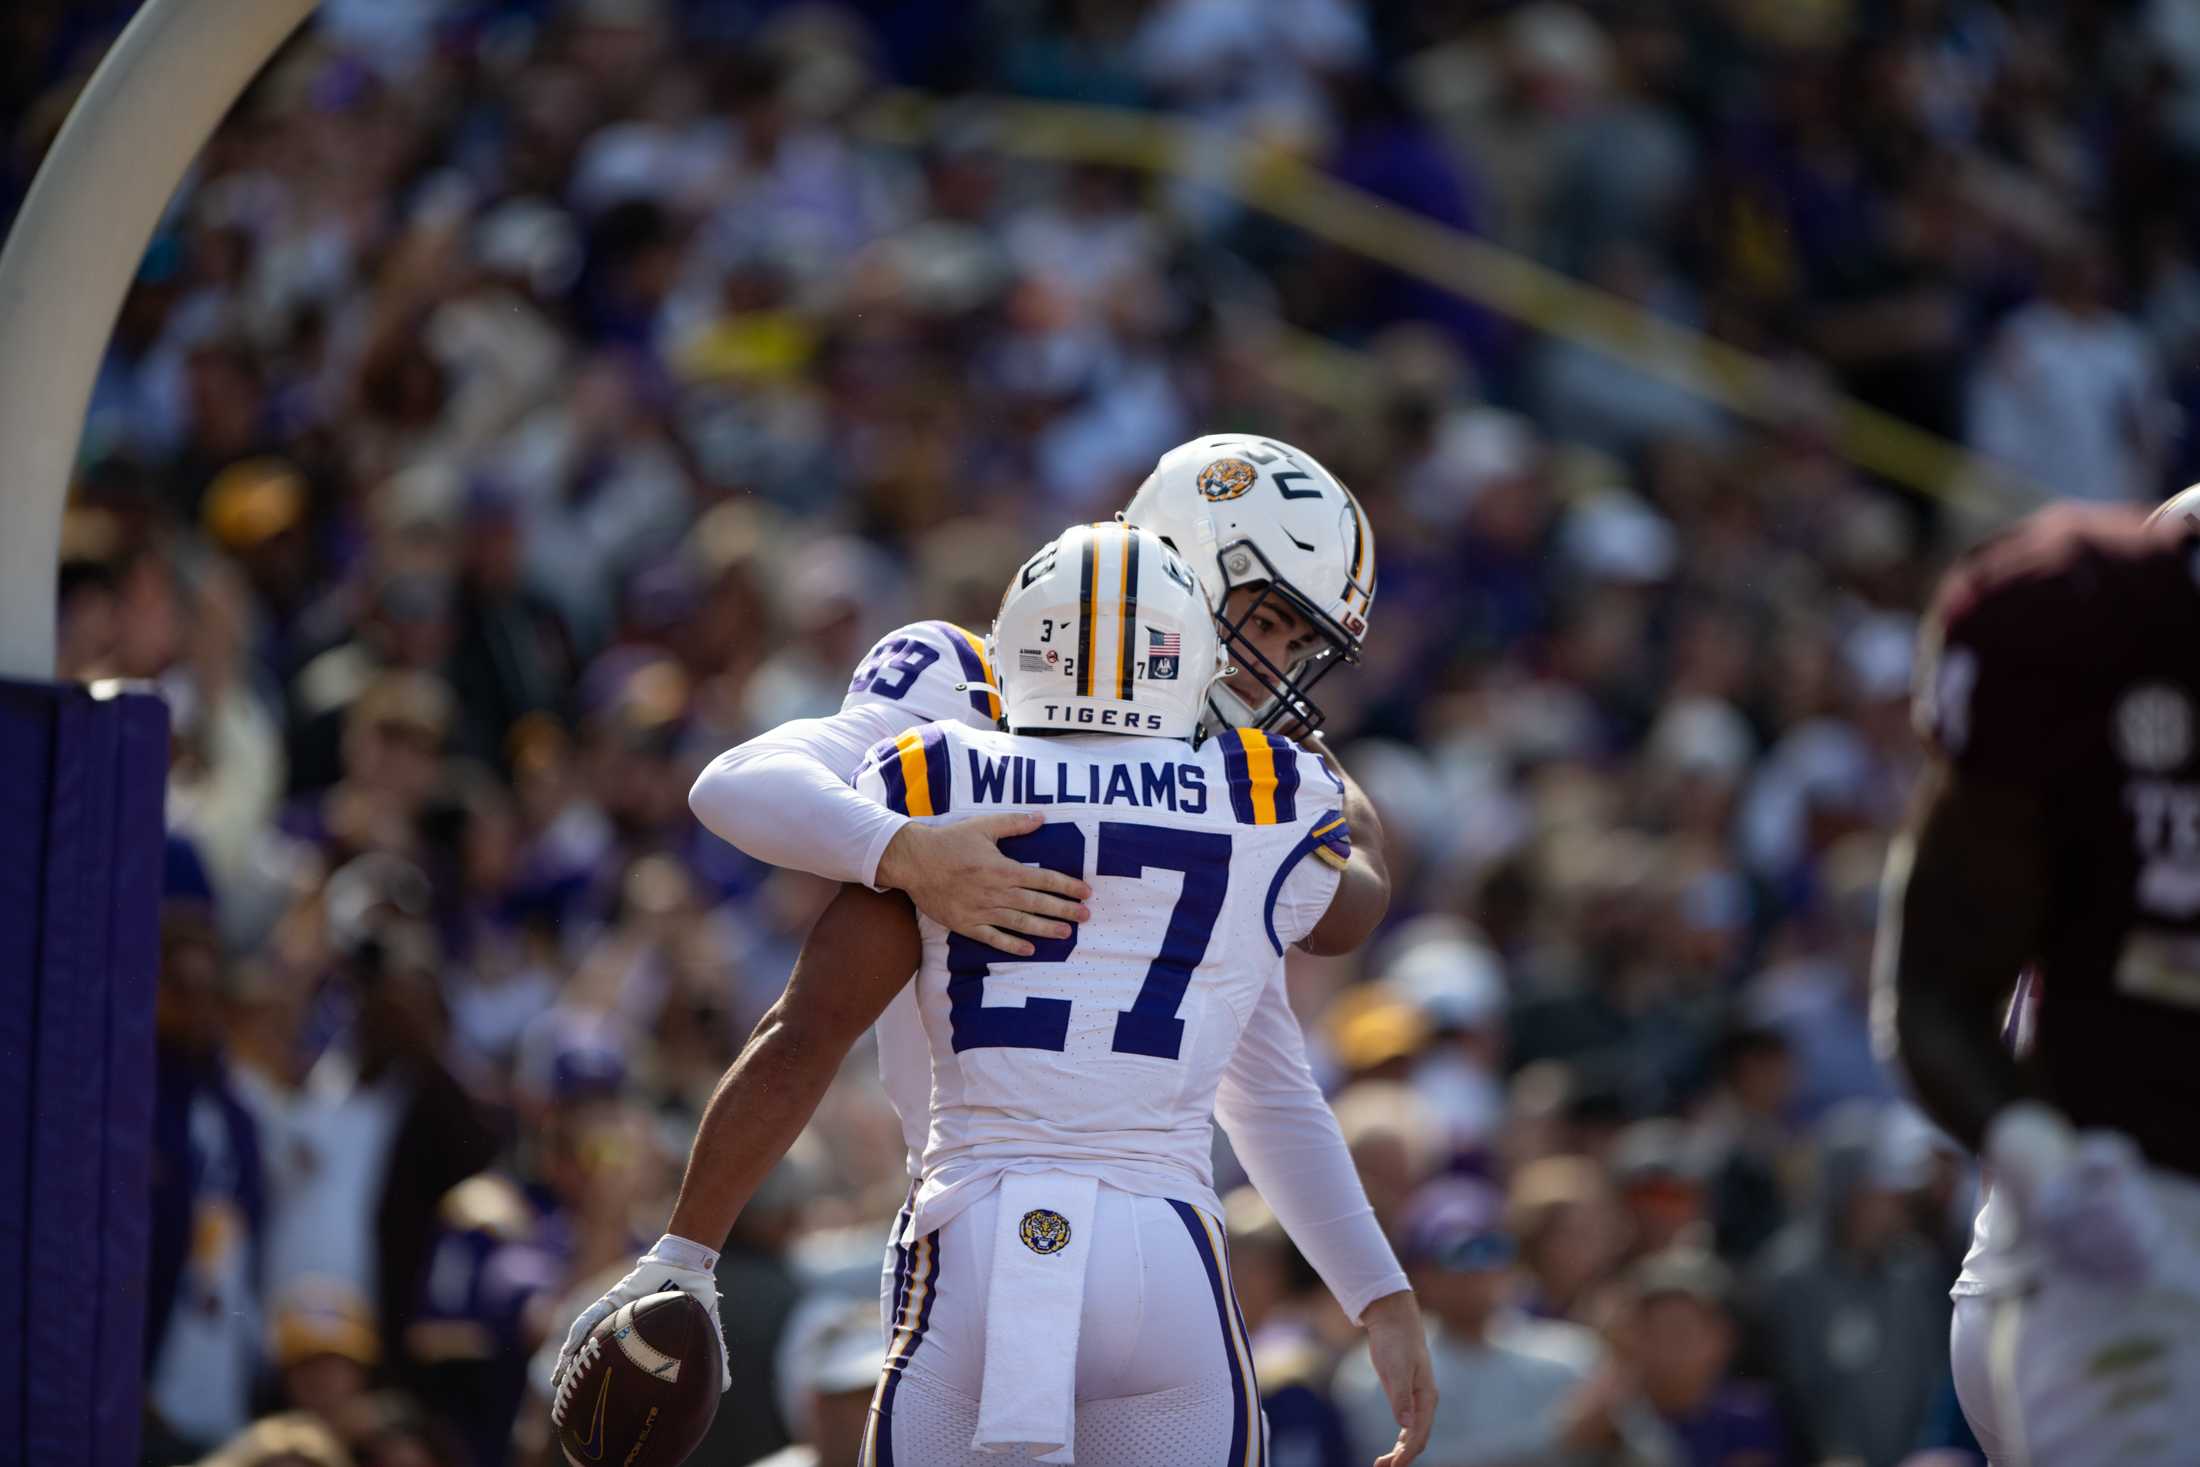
left=1146, top=626, right=1180, bottom=680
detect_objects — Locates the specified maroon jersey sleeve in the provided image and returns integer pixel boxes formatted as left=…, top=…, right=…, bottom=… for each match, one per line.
left=1915, top=506, right=2161, bottom=783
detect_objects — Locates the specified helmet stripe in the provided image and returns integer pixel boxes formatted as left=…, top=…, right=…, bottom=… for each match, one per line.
left=1344, top=494, right=1370, bottom=613
left=1076, top=529, right=1097, bottom=698
left=940, top=622, right=1001, bottom=724
left=1117, top=526, right=1139, bottom=702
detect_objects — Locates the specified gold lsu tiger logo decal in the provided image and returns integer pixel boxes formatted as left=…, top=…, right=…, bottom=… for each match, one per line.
left=1019, top=1208, right=1072, bottom=1256
left=1196, top=457, right=1258, bottom=502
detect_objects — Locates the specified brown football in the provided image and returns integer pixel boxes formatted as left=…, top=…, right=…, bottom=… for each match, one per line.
left=553, top=1291, right=721, bottom=1467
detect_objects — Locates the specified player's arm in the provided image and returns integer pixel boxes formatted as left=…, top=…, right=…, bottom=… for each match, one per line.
left=551, top=883, right=922, bottom=1394
left=1878, top=531, right=2079, bottom=1153
left=663, top=883, right=920, bottom=1248
left=1878, top=528, right=2164, bottom=1284
left=1872, top=759, right=2046, bottom=1151
left=1250, top=804, right=1434, bottom=1465
left=1217, top=979, right=1408, bottom=1318
left=1297, top=732, right=1391, bottom=955
left=660, top=729, right=949, bottom=1246
left=1217, top=977, right=1433, bottom=1467
left=690, top=712, right=1084, bottom=955
left=1877, top=757, right=2163, bottom=1278
left=688, top=625, right=1088, bottom=954
left=688, top=705, right=917, bottom=888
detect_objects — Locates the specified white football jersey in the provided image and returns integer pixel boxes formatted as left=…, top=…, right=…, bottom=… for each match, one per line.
left=853, top=721, right=1351, bottom=1235
left=838, top=619, right=1005, bottom=1169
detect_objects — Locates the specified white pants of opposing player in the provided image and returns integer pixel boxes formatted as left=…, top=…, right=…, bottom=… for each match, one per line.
left=1952, top=1165, right=2200, bottom=1466
left=865, top=1184, right=1265, bottom=1466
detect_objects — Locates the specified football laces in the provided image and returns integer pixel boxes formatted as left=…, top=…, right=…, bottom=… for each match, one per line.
left=551, top=1333, right=604, bottom=1425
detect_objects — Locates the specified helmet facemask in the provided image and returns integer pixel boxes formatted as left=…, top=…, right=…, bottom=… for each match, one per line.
left=1207, top=537, right=1362, bottom=736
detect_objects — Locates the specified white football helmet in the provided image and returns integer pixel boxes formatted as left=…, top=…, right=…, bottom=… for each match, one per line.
left=990, top=523, right=1221, bottom=741
left=1123, top=434, right=1376, bottom=734
left=2150, top=484, right=2200, bottom=527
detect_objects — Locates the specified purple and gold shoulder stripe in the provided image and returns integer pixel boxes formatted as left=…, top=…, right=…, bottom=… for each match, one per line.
left=1308, top=812, right=1352, bottom=870
left=876, top=727, right=954, bottom=817
left=1221, top=727, right=1302, bottom=825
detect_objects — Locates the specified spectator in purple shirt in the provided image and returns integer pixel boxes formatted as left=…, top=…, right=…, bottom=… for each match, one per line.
left=1618, top=1249, right=1789, bottom=1467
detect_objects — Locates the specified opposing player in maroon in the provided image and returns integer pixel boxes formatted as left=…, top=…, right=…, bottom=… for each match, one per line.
left=1880, top=501, right=2200, bottom=1466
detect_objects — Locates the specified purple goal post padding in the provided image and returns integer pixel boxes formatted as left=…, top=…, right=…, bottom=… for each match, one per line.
left=0, top=680, right=169, bottom=1467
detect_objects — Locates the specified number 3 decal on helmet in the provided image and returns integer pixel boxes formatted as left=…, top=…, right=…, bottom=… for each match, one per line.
left=990, top=523, right=1223, bottom=743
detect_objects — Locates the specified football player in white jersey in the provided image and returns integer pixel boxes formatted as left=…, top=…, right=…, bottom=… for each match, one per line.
left=554, top=441, right=1434, bottom=1463
left=555, top=523, right=1426, bottom=1465
left=850, top=524, right=1378, bottom=1464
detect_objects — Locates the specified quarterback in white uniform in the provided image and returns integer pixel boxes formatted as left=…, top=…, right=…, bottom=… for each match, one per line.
left=554, top=440, right=1434, bottom=1465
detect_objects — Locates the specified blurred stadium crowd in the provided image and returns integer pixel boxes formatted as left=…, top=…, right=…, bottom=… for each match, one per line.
left=11, top=0, right=2200, bottom=1463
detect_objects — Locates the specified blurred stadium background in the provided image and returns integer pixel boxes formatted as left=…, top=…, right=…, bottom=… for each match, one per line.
left=17, top=0, right=2199, bottom=1463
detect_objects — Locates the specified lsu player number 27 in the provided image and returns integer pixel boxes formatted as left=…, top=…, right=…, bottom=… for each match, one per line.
left=569, top=441, right=1430, bottom=1466
left=553, top=523, right=1430, bottom=1467
left=845, top=525, right=1358, bottom=1465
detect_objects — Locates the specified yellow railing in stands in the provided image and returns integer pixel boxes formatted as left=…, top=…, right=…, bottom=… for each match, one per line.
left=856, top=91, right=2046, bottom=511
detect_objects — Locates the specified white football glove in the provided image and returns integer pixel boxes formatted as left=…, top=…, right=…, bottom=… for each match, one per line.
left=551, top=1234, right=732, bottom=1412
left=1990, top=1105, right=2164, bottom=1288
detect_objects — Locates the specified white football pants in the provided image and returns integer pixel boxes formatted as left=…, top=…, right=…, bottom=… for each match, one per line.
left=1952, top=1167, right=2200, bottom=1466
left=864, top=1184, right=1266, bottom=1466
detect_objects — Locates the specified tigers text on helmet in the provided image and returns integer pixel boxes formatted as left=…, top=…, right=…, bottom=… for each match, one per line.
left=1122, top=435, right=1376, bottom=735
left=991, top=523, right=1222, bottom=741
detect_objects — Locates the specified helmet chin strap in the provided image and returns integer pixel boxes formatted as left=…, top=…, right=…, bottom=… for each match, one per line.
left=1179, top=661, right=1234, bottom=749
left=955, top=679, right=1004, bottom=704
left=1205, top=682, right=1263, bottom=730
left=1204, top=656, right=1286, bottom=732
left=1205, top=670, right=1324, bottom=738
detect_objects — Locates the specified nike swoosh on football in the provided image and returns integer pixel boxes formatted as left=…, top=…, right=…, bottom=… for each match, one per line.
left=574, top=1370, right=612, bottom=1460
left=1282, top=530, right=1316, bottom=552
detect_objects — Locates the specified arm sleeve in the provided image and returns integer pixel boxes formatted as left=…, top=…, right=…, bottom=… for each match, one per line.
left=1215, top=963, right=1409, bottom=1323
left=687, top=702, right=920, bottom=887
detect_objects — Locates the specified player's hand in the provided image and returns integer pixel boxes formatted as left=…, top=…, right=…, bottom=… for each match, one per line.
left=2032, top=1131, right=2163, bottom=1287
left=875, top=815, right=1092, bottom=957
left=551, top=1237, right=731, bottom=1405
left=1362, top=1291, right=1436, bottom=1467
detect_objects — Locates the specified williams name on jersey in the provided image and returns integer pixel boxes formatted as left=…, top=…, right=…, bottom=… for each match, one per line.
left=852, top=719, right=1351, bottom=1237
